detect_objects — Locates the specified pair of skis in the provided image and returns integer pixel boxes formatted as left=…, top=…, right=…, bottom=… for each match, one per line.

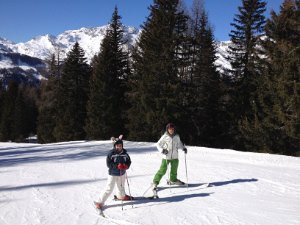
left=94, top=182, right=209, bottom=217
left=145, top=181, right=210, bottom=199
left=94, top=190, right=156, bottom=217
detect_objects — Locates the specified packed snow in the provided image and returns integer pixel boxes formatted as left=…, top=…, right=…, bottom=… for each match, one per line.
left=0, top=140, right=299, bottom=225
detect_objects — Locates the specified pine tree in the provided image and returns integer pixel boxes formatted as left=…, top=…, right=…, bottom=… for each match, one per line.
left=54, top=42, right=91, bottom=141
left=254, top=0, right=300, bottom=155
left=37, top=54, right=61, bottom=143
left=0, top=81, right=18, bottom=141
left=85, top=7, right=130, bottom=139
left=184, top=1, right=227, bottom=147
left=21, top=86, right=38, bottom=140
left=226, top=0, right=267, bottom=150
left=127, top=0, right=189, bottom=141
left=12, top=88, right=25, bottom=141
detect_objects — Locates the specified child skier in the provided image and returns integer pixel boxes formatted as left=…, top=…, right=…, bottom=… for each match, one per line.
left=152, top=123, right=187, bottom=190
left=94, top=137, right=132, bottom=210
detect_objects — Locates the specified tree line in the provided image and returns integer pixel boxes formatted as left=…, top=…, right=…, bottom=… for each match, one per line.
left=0, top=0, right=299, bottom=156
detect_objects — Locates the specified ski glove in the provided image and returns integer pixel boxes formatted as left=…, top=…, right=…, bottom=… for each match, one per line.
left=183, top=147, right=187, bottom=154
left=162, top=149, right=168, bottom=155
left=118, top=163, right=128, bottom=170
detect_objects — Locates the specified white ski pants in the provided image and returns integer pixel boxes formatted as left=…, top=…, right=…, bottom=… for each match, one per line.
left=98, top=174, right=126, bottom=204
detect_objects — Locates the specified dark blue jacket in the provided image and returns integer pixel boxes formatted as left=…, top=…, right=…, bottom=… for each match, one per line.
left=106, top=148, right=131, bottom=176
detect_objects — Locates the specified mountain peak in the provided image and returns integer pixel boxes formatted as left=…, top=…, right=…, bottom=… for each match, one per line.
left=7, top=25, right=138, bottom=63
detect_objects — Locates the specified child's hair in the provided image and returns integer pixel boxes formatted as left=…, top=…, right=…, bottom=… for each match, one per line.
left=114, top=139, right=123, bottom=146
left=166, top=123, right=175, bottom=130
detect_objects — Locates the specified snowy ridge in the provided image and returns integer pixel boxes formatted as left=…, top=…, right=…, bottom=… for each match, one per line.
left=1, top=25, right=229, bottom=69
left=0, top=141, right=299, bottom=225
left=13, top=34, right=57, bottom=60
left=0, top=37, right=15, bottom=53
left=11, top=25, right=140, bottom=63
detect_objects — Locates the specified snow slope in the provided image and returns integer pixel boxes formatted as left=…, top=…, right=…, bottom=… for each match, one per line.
left=0, top=141, right=299, bottom=225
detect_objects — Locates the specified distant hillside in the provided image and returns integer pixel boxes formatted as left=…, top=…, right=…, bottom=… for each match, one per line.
left=0, top=52, right=46, bottom=86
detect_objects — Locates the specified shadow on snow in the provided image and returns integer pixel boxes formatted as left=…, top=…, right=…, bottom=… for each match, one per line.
left=106, top=178, right=258, bottom=209
left=106, top=192, right=213, bottom=209
left=0, top=173, right=152, bottom=193
left=0, top=141, right=156, bottom=167
left=0, top=178, right=102, bottom=192
left=157, top=178, right=258, bottom=191
left=209, top=178, right=258, bottom=187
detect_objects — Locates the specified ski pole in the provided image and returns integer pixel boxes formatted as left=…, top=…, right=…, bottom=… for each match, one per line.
left=167, top=158, right=171, bottom=192
left=184, top=150, right=188, bottom=188
left=120, top=169, right=124, bottom=211
left=163, top=143, right=171, bottom=192
left=125, top=171, right=133, bottom=208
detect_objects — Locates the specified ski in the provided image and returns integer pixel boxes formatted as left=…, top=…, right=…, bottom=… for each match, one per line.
left=141, top=183, right=165, bottom=199
left=93, top=201, right=105, bottom=217
left=113, top=195, right=135, bottom=201
left=168, top=180, right=210, bottom=188
left=199, top=183, right=210, bottom=188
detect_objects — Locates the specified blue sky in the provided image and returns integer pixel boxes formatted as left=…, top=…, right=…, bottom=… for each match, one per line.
left=0, top=0, right=283, bottom=43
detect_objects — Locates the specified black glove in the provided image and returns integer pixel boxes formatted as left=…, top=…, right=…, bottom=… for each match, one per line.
left=183, top=147, right=187, bottom=154
left=162, top=149, right=168, bottom=155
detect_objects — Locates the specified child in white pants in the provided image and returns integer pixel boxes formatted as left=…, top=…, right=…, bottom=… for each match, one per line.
left=95, top=139, right=132, bottom=209
left=98, top=174, right=126, bottom=203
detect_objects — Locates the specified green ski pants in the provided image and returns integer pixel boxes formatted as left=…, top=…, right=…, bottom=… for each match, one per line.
left=153, top=159, right=179, bottom=185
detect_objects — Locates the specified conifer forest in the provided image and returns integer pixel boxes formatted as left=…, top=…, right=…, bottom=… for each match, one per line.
left=0, top=0, right=299, bottom=156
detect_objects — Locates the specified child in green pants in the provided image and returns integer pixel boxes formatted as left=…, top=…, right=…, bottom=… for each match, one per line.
left=152, top=123, right=187, bottom=187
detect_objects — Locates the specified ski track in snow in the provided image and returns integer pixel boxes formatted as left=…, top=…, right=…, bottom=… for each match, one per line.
left=0, top=140, right=299, bottom=225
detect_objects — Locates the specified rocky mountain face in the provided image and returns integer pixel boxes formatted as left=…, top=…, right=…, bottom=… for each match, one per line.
left=0, top=38, right=46, bottom=86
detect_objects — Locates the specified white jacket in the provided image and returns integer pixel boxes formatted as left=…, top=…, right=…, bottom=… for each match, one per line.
left=156, top=132, right=184, bottom=160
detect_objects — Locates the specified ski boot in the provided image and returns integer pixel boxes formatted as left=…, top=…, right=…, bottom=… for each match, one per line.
left=167, top=179, right=185, bottom=185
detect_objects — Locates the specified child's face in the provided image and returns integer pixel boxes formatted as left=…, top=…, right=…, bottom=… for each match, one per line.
left=168, top=127, right=175, bottom=135
left=115, top=144, right=123, bottom=152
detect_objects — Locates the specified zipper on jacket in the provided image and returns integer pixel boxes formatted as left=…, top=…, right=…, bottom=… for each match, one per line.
left=171, top=136, right=174, bottom=159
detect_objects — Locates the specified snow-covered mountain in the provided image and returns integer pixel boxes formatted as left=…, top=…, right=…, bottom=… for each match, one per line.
left=0, top=37, right=15, bottom=53
left=215, top=40, right=231, bottom=72
left=0, top=52, right=46, bottom=86
left=0, top=25, right=140, bottom=86
left=1, top=25, right=229, bottom=65
left=0, top=25, right=231, bottom=86
left=11, top=25, right=140, bottom=63
left=0, top=140, right=299, bottom=225
left=0, top=37, right=47, bottom=86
